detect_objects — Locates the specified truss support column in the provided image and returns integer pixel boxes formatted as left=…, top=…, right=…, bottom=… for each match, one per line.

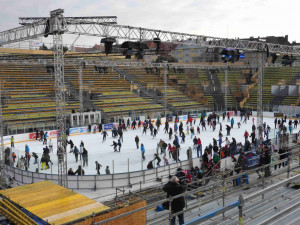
left=51, top=9, right=68, bottom=188
left=0, top=81, right=6, bottom=187
left=163, top=61, right=167, bottom=118
left=224, top=69, right=228, bottom=111
left=257, top=51, right=264, bottom=152
left=78, top=58, right=84, bottom=126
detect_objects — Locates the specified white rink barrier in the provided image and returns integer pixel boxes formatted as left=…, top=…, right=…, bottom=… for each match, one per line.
left=6, top=155, right=240, bottom=190
left=6, top=158, right=202, bottom=189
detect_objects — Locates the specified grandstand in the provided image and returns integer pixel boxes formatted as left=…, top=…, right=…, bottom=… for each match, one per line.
left=1, top=51, right=300, bottom=136
left=1, top=7, right=300, bottom=225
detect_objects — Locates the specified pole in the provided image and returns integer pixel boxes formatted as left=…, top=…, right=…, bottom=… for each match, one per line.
left=298, top=147, right=300, bottom=167
left=262, top=165, right=265, bottom=200
left=78, top=58, right=84, bottom=126
left=0, top=80, right=6, bottom=186
left=163, top=61, right=167, bottom=118
left=51, top=9, right=68, bottom=187
left=257, top=50, right=265, bottom=152
left=225, top=69, right=228, bottom=111
left=287, top=153, right=290, bottom=179
left=112, top=160, right=114, bottom=187
left=222, top=174, right=225, bottom=219
left=168, top=197, right=172, bottom=225
left=128, top=158, right=130, bottom=186
left=238, top=195, right=244, bottom=225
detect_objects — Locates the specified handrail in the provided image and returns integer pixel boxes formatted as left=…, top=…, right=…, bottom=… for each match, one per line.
left=182, top=173, right=300, bottom=225
left=183, top=200, right=241, bottom=225
left=80, top=155, right=299, bottom=225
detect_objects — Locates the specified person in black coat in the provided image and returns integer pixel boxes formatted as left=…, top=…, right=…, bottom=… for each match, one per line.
left=226, top=125, right=231, bottom=136
left=135, top=135, right=139, bottom=149
left=95, top=161, right=102, bottom=175
left=68, top=168, right=75, bottom=175
left=163, top=176, right=186, bottom=225
left=68, top=139, right=74, bottom=153
left=35, top=129, right=39, bottom=140
left=75, top=165, right=85, bottom=175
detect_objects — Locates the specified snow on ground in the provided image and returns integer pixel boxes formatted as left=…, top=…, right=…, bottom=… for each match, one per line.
left=10, top=116, right=300, bottom=175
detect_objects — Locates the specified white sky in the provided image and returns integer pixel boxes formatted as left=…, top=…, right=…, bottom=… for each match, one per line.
left=0, top=0, right=299, bottom=46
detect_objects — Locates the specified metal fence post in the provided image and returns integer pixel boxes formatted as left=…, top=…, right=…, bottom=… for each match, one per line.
left=262, top=164, right=265, bottom=199
left=168, top=197, right=172, bottom=225
left=112, top=160, right=114, bottom=187
left=287, top=154, right=291, bottom=179
left=298, top=147, right=300, bottom=167
left=128, top=158, right=130, bottom=186
left=238, top=195, right=244, bottom=225
left=222, top=175, right=225, bottom=219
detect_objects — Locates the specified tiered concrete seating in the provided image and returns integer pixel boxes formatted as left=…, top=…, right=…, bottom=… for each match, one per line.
left=244, top=67, right=299, bottom=109
left=121, top=67, right=204, bottom=110
left=64, top=65, right=163, bottom=116
left=0, top=64, right=79, bottom=128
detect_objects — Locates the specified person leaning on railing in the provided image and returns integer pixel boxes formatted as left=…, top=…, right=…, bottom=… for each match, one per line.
left=163, top=176, right=186, bottom=225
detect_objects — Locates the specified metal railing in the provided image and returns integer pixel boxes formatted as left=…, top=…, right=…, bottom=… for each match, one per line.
left=65, top=145, right=300, bottom=225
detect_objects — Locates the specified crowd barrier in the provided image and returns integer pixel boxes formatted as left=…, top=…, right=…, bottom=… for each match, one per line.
left=6, top=159, right=194, bottom=190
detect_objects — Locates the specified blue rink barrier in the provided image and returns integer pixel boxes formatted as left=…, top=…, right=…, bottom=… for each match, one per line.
left=183, top=200, right=240, bottom=225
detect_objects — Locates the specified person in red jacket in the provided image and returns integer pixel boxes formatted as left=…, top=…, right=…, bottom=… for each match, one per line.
left=244, top=130, right=249, bottom=142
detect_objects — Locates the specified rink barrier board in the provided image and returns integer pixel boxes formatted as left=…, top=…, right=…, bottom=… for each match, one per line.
left=6, top=155, right=245, bottom=189
left=6, top=159, right=191, bottom=190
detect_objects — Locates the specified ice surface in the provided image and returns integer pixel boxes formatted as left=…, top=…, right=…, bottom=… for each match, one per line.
left=10, top=116, right=299, bottom=175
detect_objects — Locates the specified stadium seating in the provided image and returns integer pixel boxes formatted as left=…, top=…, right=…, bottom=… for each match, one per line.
left=0, top=64, right=80, bottom=131
left=119, top=67, right=205, bottom=111
left=64, top=65, right=164, bottom=117
left=243, top=66, right=300, bottom=109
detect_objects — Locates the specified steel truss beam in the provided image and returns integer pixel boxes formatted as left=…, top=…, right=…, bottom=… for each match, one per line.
left=0, top=16, right=300, bottom=55
left=19, top=16, right=117, bottom=25
left=0, top=17, right=117, bottom=46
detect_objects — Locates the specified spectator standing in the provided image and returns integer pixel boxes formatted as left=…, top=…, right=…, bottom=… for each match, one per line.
left=163, top=176, right=186, bottom=225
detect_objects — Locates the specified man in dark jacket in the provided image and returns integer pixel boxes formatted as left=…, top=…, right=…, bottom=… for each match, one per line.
left=163, top=176, right=185, bottom=225
left=135, top=135, right=139, bottom=149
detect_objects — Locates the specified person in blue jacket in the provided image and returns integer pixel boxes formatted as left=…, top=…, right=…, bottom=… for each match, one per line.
left=231, top=118, right=234, bottom=129
left=43, top=132, right=48, bottom=145
left=25, top=144, right=30, bottom=154
left=141, top=143, right=145, bottom=160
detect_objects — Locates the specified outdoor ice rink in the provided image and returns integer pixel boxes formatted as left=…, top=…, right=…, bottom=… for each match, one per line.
left=10, top=116, right=300, bottom=175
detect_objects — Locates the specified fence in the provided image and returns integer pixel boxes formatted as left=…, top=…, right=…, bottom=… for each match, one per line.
left=91, top=147, right=300, bottom=225
left=6, top=133, right=298, bottom=190
left=6, top=159, right=192, bottom=190
left=184, top=171, right=300, bottom=225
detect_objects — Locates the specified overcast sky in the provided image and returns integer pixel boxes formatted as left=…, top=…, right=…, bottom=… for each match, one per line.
left=0, top=0, right=299, bottom=46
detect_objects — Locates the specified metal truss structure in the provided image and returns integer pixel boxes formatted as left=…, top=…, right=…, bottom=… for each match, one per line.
left=74, top=59, right=84, bottom=126
left=1, top=17, right=300, bottom=54
left=0, top=16, right=117, bottom=45
left=51, top=9, right=68, bottom=187
left=1, top=8, right=300, bottom=187
left=19, top=16, right=117, bottom=25
left=0, top=81, right=5, bottom=186
left=256, top=52, right=265, bottom=151
left=224, top=69, right=228, bottom=111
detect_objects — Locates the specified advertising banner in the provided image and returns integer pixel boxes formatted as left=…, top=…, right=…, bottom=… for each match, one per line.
left=104, top=123, right=114, bottom=131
